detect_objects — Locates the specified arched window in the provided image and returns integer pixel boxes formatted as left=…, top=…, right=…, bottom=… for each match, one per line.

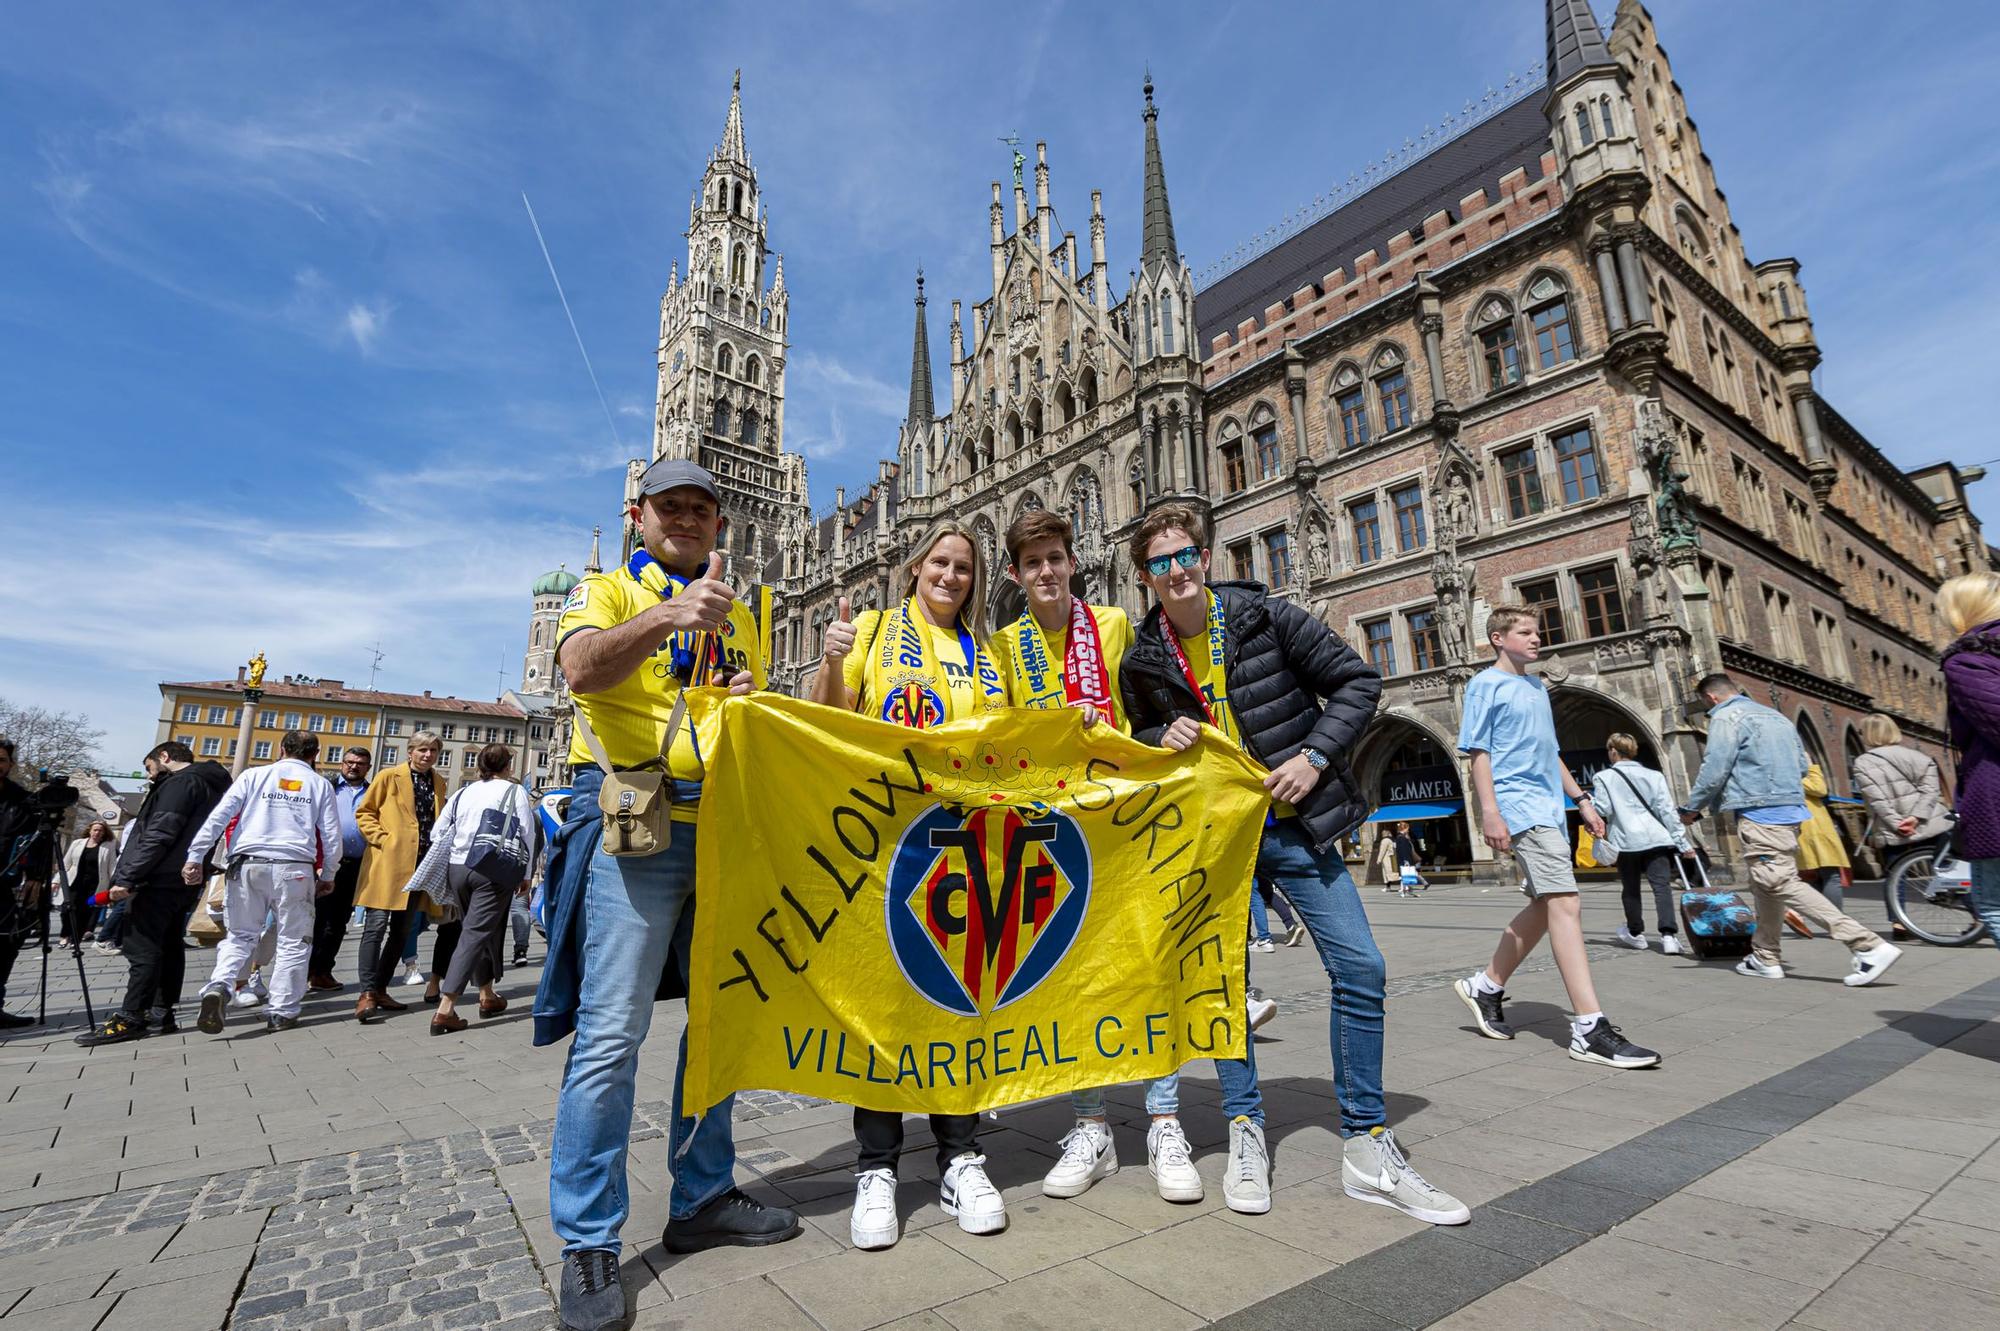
left=743, top=355, right=761, bottom=386
left=740, top=409, right=760, bottom=447
left=1524, top=273, right=1577, bottom=369
left=1777, top=283, right=1795, bottom=318
left=1474, top=296, right=1522, bottom=391
left=1573, top=103, right=1595, bottom=148
left=1330, top=363, right=1369, bottom=450
left=1004, top=411, right=1024, bottom=455
left=1025, top=399, right=1043, bottom=442
left=731, top=245, right=748, bottom=286
left=711, top=399, right=731, bottom=436
left=1160, top=292, right=1175, bottom=355
left=1658, top=281, right=1687, bottom=365
left=1080, top=366, right=1099, bottom=410
left=1141, top=296, right=1155, bottom=358
left=716, top=344, right=734, bottom=376
left=1248, top=403, right=1282, bottom=480
left=1598, top=96, right=1615, bottom=140
left=1372, top=346, right=1411, bottom=433
left=732, top=182, right=744, bottom=215
left=1216, top=419, right=1247, bottom=494
left=1055, top=380, right=1076, bottom=424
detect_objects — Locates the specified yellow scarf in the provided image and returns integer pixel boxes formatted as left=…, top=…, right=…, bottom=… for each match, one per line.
left=864, top=597, right=1005, bottom=728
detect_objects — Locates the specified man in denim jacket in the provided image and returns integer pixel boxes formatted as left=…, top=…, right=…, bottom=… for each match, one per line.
left=1681, top=674, right=1900, bottom=986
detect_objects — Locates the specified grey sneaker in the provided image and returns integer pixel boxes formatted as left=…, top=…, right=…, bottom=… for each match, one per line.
left=1342, top=1127, right=1470, bottom=1225
left=558, top=1247, right=625, bottom=1331
left=1222, top=1117, right=1270, bottom=1215
left=196, top=985, right=229, bottom=1035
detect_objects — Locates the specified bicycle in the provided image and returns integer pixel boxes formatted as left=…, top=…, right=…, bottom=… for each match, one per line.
left=1881, top=837, right=1988, bottom=946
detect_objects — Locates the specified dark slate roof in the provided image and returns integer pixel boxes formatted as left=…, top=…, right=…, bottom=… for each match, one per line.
left=1141, top=79, right=1178, bottom=267
left=1547, top=0, right=1615, bottom=89
left=1194, top=95, right=1553, bottom=352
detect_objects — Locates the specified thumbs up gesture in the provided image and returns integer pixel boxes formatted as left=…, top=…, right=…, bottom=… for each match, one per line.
left=822, top=596, right=859, bottom=662
left=663, top=556, right=737, bottom=633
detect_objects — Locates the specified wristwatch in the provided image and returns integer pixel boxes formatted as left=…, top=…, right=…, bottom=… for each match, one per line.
left=1299, top=747, right=1330, bottom=771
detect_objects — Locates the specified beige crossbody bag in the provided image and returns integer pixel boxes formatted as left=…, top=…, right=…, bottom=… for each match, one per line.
left=572, top=691, right=690, bottom=858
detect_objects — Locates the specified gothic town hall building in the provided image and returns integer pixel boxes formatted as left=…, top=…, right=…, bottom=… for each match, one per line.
left=635, top=2, right=1988, bottom=877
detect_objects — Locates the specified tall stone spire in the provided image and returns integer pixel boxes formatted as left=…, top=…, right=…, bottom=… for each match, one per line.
left=717, top=68, right=750, bottom=167
left=1546, top=0, right=1615, bottom=87
left=585, top=525, right=603, bottom=574
left=1140, top=75, right=1178, bottom=266
left=906, top=268, right=935, bottom=426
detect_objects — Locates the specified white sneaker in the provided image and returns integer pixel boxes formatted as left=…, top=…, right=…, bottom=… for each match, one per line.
left=1661, top=933, right=1685, bottom=956
left=1735, top=955, right=1785, bottom=980
left=1247, top=995, right=1278, bottom=1031
left=1844, top=942, right=1902, bottom=987
left=1342, top=1127, right=1470, bottom=1225
left=1222, top=1117, right=1270, bottom=1215
left=233, top=981, right=268, bottom=1008
left=1250, top=938, right=1276, bottom=953
left=849, top=1168, right=899, bottom=1250
left=1041, top=1120, right=1116, bottom=1198
left=940, top=1153, right=1006, bottom=1235
left=1147, top=1118, right=1204, bottom=1202
left=401, top=965, right=427, bottom=986
left=1612, top=926, right=1648, bottom=950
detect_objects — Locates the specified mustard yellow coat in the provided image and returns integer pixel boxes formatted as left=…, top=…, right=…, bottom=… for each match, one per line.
left=1796, top=763, right=1851, bottom=872
left=353, top=763, right=447, bottom=918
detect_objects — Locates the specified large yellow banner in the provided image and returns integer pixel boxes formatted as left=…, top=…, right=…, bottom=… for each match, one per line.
left=683, top=693, right=1269, bottom=1116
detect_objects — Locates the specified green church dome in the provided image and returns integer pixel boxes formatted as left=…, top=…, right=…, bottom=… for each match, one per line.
left=533, top=566, right=580, bottom=597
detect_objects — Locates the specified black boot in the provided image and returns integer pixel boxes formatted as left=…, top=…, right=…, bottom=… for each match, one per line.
left=557, top=1248, right=626, bottom=1331
left=0, top=1010, right=36, bottom=1030
left=661, top=1187, right=802, bottom=1254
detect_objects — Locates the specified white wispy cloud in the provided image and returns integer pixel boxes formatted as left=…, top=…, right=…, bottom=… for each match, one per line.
left=345, top=300, right=390, bottom=352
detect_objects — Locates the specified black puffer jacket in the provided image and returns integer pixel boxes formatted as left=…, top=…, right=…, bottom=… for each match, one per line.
left=1121, top=580, right=1381, bottom=853
left=112, top=761, right=232, bottom=892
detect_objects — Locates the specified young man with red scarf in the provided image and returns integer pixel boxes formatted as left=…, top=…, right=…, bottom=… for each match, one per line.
left=990, top=510, right=1211, bottom=1207
left=1119, top=502, right=1469, bottom=1226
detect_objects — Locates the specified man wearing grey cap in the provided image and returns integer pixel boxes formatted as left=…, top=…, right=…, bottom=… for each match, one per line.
left=535, top=458, right=800, bottom=1331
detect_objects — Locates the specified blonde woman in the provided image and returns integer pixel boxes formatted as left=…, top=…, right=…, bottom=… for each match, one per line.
left=1851, top=713, right=1953, bottom=852
left=1939, top=571, right=2000, bottom=946
left=811, top=521, right=1007, bottom=1251
left=352, top=733, right=450, bottom=1021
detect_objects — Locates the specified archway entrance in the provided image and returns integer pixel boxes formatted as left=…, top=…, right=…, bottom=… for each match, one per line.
left=1550, top=688, right=1661, bottom=786
left=1352, top=718, right=1472, bottom=873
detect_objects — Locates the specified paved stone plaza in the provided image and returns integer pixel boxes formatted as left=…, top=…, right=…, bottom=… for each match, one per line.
left=2, top=880, right=1997, bottom=1331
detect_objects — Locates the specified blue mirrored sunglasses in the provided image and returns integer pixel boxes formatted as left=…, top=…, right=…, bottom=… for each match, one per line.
left=1143, top=545, right=1202, bottom=577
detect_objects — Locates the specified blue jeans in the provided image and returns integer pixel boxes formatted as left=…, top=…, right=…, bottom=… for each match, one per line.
left=1073, top=1074, right=1181, bottom=1118
left=548, top=821, right=736, bottom=1252
left=1971, top=858, right=2000, bottom=950
left=1249, top=883, right=1271, bottom=942
left=1257, top=818, right=1387, bottom=1136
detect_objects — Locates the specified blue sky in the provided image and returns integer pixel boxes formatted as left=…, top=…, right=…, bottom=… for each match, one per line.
left=4, top=1, right=1996, bottom=771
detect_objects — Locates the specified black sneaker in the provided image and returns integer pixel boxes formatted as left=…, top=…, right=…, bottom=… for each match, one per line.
left=661, top=1187, right=803, bottom=1254
left=75, top=1013, right=145, bottom=1047
left=512, top=950, right=529, bottom=966
left=266, top=1014, right=300, bottom=1033
left=196, top=986, right=229, bottom=1035
left=1453, top=978, right=1514, bottom=1040
left=558, top=1248, right=626, bottom=1331
left=151, top=1011, right=180, bottom=1036
left=1570, top=1017, right=1661, bottom=1069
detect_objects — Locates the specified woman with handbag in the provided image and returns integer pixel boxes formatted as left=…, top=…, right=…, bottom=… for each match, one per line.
left=406, top=744, right=541, bottom=1034
left=1939, top=572, right=2000, bottom=948
left=1590, top=734, right=1694, bottom=954
left=809, top=520, right=1010, bottom=1252
left=60, top=820, right=117, bottom=947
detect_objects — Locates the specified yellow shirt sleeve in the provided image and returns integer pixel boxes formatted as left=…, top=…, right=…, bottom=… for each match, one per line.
left=556, top=572, right=633, bottom=645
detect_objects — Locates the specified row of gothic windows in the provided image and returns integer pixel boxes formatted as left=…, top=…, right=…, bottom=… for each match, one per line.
left=708, top=401, right=761, bottom=446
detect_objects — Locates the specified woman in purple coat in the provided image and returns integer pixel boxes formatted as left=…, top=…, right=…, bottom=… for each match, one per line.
left=1938, top=572, right=2000, bottom=948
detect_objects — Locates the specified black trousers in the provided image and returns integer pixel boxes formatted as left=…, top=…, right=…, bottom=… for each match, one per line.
left=854, top=1108, right=979, bottom=1175
left=120, top=885, right=198, bottom=1018
left=440, top=868, right=508, bottom=996
left=1618, top=847, right=1679, bottom=935
left=310, top=856, right=364, bottom=977
left=0, top=886, right=25, bottom=1007
left=431, top=918, right=461, bottom=982
left=356, top=906, right=411, bottom=994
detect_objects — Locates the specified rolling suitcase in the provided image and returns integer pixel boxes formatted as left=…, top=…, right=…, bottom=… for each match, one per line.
left=1675, top=853, right=1755, bottom=958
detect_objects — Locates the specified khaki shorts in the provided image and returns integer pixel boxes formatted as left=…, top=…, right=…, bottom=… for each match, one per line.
left=1510, top=825, right=1578, bottom=899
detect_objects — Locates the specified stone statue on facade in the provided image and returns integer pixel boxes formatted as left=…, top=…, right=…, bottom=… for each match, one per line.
left=1635, top=400, right=1700, bottom=554
left=1440, top=465, right=1475, bottom=540
left=1306, top=518, right=1332, bottom=580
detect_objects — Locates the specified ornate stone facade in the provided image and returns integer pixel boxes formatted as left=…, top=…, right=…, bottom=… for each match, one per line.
left=748, top=1, right=1984, bottom=874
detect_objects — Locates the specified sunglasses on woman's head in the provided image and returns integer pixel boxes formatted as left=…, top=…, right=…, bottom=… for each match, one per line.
left=1144, top=545, right=1202, bottom=577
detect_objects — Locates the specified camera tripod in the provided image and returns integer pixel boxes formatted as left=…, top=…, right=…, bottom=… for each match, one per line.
left=3, top=819, right=98, bottom=1033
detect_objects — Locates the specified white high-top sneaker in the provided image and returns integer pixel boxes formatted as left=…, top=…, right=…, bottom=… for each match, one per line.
left=940, top=1154, right=1007, bottom=1235
left=849, top=1168, right=898, bottom=1250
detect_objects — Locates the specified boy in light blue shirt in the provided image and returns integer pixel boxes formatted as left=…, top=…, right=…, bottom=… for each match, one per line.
left=1452, top=606, right=1661, bottom=1069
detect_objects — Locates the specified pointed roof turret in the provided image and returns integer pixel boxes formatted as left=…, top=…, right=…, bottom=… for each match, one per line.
left=585, top=525, right=603, bottom=574
left=716, top=69, right=751, bottom=167
left=1546, top=0, right=1615, bottom=88
left=1140, top=75, right=1178, bottom=267
left=906, top=268, right=935, bottom=426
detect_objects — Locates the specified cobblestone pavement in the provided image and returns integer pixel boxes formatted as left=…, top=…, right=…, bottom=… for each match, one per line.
left=1, top=881, right=1996, bottom=1330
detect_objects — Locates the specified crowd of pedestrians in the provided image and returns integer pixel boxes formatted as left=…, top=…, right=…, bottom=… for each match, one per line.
left=7, top=461, right=2000, bottom=1331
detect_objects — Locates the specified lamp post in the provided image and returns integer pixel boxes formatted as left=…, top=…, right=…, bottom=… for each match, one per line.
left=232, top=652, right=267, bottom=777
